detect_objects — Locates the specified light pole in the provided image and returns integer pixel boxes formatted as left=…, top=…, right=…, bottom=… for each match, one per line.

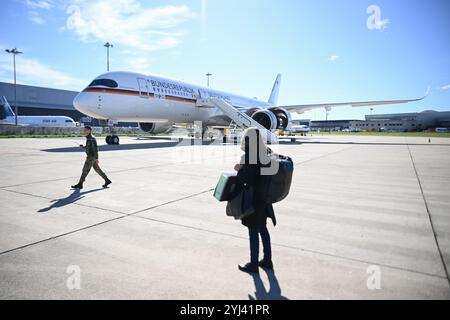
left=104, top=42, right=113, bottom=72
left=206, top=72, right=212, bottom=87
left=5, top=48, right=23, bottom=126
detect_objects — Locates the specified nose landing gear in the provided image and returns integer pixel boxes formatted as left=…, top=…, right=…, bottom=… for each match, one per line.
left=104, top=119, right=120, bottom=145
left=106, top=135, right=120, bottom=145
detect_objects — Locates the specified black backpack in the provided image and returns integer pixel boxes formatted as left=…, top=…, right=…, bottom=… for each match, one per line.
left=257, top=153, right=294, bottom=204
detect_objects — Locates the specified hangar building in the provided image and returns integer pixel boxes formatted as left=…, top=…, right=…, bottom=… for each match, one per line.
left=350, top=110, right=450, bottom=132
left=0, top=82, right=81, bottom=119
left=0, top=82, right=136, bottom=127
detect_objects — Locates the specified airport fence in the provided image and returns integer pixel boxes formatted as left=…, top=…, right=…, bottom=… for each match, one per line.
left=0, top=124, right=143, bottom=135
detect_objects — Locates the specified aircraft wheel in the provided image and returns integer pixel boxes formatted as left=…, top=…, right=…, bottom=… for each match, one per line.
left=111, top=135, right=120, bottom=145
left=106, top=135, right=112, bottom=145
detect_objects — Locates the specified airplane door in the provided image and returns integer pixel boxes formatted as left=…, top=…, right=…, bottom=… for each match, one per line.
left=137, top=78, right=149, bottom=98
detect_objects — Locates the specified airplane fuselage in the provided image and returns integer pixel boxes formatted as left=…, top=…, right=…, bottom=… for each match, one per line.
left=0, top=116, right=77, bottom=127
left=74, top=71, right=272, bottom=126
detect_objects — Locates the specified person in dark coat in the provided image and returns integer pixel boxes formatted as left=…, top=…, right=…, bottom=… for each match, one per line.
left=234, top=128, right=276, bottom=274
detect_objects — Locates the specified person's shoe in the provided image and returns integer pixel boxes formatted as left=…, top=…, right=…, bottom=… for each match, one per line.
left=238, top=263, right=259, bottom=274
left=258, top=259, right=274, bottom=270
left=71, top=183, right=83, bottom=189
left=102, top=179, right=112, bottom=188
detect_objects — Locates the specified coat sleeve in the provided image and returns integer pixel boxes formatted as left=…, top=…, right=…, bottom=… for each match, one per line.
left=92, top=139, right=99, bottom=159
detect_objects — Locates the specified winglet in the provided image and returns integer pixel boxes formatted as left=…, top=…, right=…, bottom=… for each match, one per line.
left=268, top=74, right=282, bottom=105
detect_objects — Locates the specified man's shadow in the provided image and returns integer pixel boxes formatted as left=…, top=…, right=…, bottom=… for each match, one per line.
left=248, top=268, right=289, bottom=300
left=38, top=188, right=104, bottom=213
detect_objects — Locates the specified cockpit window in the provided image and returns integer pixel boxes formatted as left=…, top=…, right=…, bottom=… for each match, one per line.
left=88, top=79, right=118, bottom=88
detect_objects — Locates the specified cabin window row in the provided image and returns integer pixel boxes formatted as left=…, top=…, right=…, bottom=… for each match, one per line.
left=153, top=87, right=194, bottom=98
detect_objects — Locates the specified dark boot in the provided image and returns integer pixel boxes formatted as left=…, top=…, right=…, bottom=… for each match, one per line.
left=102, top=178, right=112, bottom=188
left=238, top=263, right=259, bottom=274
left=258, top=259, right=274, bottom=270
left=71, top=183, right=83, bottom=189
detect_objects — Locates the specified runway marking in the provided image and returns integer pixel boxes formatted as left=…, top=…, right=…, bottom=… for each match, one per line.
left=127, top=211, right=449, bottom=281
left=0, top=188, right=214, bottom=256
left=406, top=141, right=450, bottom=286
left=0, top=152, right=238, bottom=189
left=1, top=186, right=447, bottom=282
left=0, top=188, right=126, bottom=216
left=0, top=143, right=448, bottom=283
left=294, top=145, right=356, bottom=166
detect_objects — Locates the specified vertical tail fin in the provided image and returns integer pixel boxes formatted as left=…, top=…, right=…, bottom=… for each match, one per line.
left=0, top=96, right=15, bottom=118
left=268, top=74, right=282, bottom=105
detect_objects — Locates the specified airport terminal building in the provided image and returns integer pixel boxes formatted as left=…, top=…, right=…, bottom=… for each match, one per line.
left=300, top=111, right=450, bottom=132
left=0, top=82, right=138, bottom=126
left=0, top=82, right=81, bottom=119
left=309, top=120, right=356, bottom=131
left=350, top=110, right=450, bottom=132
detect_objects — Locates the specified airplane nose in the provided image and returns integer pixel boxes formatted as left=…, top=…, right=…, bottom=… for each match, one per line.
left=73, top=92, right=93, bottom=115
left=73, top=93, right=85, bottom=112
left=73, top=91, right=107, bottom=119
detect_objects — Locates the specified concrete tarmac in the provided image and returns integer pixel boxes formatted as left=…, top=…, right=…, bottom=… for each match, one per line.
left=0, top=134, right=449, bottom=299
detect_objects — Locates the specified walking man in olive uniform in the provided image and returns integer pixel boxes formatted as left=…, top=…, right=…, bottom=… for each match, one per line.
left=71, top=126, right=112, bottom=189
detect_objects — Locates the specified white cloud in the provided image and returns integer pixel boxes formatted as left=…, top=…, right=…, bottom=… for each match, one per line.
left=26, top=0, right=55, bottom=10
left=126, top=56, right=154, bottom=74
left=26, top=0, right=56, bottom=24
left=65, top=0, right=194, bottom=52
left=0, top=54, right=87, bottom=91
left=329, top=55, right=339, bottom=61
left=29, top=11, right=47, bottom=24
left=441, top=84, right=450, bottom=91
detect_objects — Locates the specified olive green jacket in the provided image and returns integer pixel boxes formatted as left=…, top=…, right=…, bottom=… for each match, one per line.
left=84, top=134, right=99, bottom=159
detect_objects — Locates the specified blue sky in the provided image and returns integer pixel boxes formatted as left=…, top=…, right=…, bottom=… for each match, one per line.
left=0, top=0, right=449, bottom=120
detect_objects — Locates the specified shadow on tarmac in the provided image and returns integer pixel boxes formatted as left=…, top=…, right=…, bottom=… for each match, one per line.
left=41, top=140, right=217, bottom=153
left=248, top=269, right=289, bottom=300
left=40, top=138, right=447, bottom=153
left=38, top=188, right=104, bottom=213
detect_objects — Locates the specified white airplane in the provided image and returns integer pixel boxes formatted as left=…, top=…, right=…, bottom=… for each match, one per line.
left=0, top=96, right=77, bottom=127
left=73, top=71, right=426, bottom=144
left=288, top=124, right=311, bottom=134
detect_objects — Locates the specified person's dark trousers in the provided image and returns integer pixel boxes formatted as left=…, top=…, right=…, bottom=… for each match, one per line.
left=248, top=224, right=272, bottom=266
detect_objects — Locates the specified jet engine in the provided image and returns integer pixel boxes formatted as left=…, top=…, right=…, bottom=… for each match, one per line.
left=139, top=121, right=174, bottom=133
left=250, top=107, right=292, bottom=131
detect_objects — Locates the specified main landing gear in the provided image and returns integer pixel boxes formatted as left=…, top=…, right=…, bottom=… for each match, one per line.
left=106, top=135, right=120, bottom=145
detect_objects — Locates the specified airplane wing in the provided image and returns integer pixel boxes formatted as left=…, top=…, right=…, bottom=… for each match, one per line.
left=280, top=92, right=428, bottom=113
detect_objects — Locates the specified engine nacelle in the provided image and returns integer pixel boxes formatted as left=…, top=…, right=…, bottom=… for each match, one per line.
left=251, top=108, right=292, bottom=131
left=269, top=107, right=292, bottom=130
left=139, top=122, right=173, bottom=133
left=251, top=109, right=278, bottom=131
